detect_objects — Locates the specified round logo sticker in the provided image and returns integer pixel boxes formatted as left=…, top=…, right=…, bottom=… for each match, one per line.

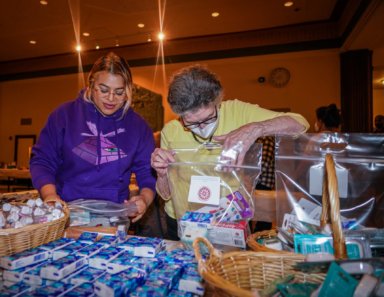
left=198, top=186, right=211, bottom=201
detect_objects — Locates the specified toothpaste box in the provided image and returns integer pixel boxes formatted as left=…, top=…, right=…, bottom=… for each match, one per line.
left=94, top=268, right=145, bottom=297
left=32, top=281, right=72, bottom=297
left=0, top=282, right=33, bottom=297
left=23, top=261, right=53, bottom=286
left=106, top=251, right=135, bottom=275
left=208, top=220, right=248, bottom=248
left=0, top=247, right=50, bottom=270
left=78, top=232, right=98, bottom=245
left=178, top=265, right=205, bottom=295
left=168, top=289, right=195, bottom=297
left=59, top=282, right=95, bottom=297
left=77, top=243, right=105, bottom=258
left=129, top=256, right=161, bottom=274
left=70, top=266, right=106, bottom=286
left=39, top=237, right=75, bottom=254
left=40, top=254, right=87, bottom=281
left=3, top=260, right=49, bottom=283
left=130, top=283, right=169, bottom=297
left=96, top=235, right=118, bottom=247
left=118, top=237, right=164, bottom=258
left=88, top=246, right=125, bottom=270
left=52, top=241, right=90, bottom=261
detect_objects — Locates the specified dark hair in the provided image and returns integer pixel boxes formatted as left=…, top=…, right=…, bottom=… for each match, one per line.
left=316, top=104, right=341, bottom=129
left=84, top=52, right=133, bottom=114
left=167, top=65, right=223, bottom=115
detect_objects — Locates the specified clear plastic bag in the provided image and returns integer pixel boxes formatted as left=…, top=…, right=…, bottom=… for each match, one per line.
left=68, top=199, right=137, bottom=227
left=275, top=133, right=384, bottom=230
left=167, top=142, right=262, bottom=249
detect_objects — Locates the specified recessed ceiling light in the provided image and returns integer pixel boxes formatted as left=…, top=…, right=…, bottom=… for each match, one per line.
left=95, top=45, right=100, bottom=50
left=284, top=1, right=294, bottom=7
left=29, top=40, right=37, bottom=45
left=40, top=0, right=48, bottom=5
left=137, top=23, right=145, bottom=28
left=82, top=32, right=90, bottom=37
left=211, top=12, right=220, bottom=17
left=157, top=32, right=165, bottom=41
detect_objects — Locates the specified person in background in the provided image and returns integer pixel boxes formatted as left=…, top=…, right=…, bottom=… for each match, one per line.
left=374, top=114, right=384, bottom=133
left=30, top=52, right=156, bottom=223
left=151, top=65, right=310, bottom=240
left=314, top=104, right=341, bottom=132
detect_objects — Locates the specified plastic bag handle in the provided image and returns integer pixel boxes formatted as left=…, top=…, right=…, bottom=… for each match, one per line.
left=320, top=154, right=347, bottom=259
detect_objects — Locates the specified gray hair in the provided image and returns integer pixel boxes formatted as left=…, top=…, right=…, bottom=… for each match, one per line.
left=167, top=65, right=223, bottom=115
left=84, top=52, right=133, bottom=115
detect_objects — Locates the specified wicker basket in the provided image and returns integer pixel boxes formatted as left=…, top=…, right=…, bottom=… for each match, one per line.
left=0, top=190, right=69, bottom=256
left=193, top=236, right=325, bottom=297
left=248, top=154, right=347, bottom=258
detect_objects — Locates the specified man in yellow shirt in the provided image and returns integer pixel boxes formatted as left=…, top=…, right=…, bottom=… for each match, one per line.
left=151, top=65, right=309, bottom=240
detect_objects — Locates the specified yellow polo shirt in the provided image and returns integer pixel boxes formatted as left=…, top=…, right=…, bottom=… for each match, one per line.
left=160, top=99, right=309, bottom=219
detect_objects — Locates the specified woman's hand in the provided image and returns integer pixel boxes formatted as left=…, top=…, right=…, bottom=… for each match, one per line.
left=151, top=148, right=176, bottom=177
left=213, top=122, right=263, bottom=166
left=44, top=194, right=65, bottom=206
left=127, top=188, right=154, bottom=223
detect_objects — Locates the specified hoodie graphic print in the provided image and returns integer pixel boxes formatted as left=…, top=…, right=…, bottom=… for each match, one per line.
left=72, top=121, right=127, bottom=165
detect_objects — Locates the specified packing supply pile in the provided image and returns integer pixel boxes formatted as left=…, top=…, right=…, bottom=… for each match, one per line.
left=0, top=232, right=204, bottom=296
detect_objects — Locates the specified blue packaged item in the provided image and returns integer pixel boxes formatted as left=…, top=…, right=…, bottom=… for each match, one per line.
left=53, top=241, right=90, bottom=261
left=62, top=282, right=95, bottom=297
left=40, top=254, right=87, bottom=281
left=23, top=261, right=53, bottom=286
left=70, top=266, right=106, bottom=285
left=2, top=260, right=48, bottom=283
left=178, top=264, right=205, bottom=295
left=88, top=246, right=125, bottom=270
left=118, top=236, right=164, bottom=257
left=0, top=247, right=50, bottom=270
left=130, top=284, right=168, bottom=297
left=78, top=232, right=99, bottom=244
left=130, top=256, right=161, bottom=274
left=0, top=282, right=32, bottom=297
left=94, top=268, right=145, bottom=297
left=146, top=264, right=183, bottom=291
left=97, top=235, right=118, bottom=247
left=106, top=251, right=135, bottom=275
left=39, top=237, right=75, bottom=254
left=78, top=243, right=105, bottom=258
left=168, top=288, right=195, bottom=297
left=32, top=281, right=72, bottom=297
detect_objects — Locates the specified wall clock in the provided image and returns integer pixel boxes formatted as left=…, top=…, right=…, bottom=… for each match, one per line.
left=269, top=67, right=290, bottom=88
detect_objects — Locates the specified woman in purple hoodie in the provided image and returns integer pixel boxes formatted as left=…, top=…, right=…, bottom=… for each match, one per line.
left=30, top=52, right=156, bottom=222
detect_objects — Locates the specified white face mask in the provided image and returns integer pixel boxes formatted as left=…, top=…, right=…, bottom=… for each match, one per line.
left=191, top=117, right=219, bottom=139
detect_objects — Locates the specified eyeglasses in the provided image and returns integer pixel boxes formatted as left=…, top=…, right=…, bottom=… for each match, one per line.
left=94, top=86, right=126, bottom=100
left=181, top=107, right=218, bottom=129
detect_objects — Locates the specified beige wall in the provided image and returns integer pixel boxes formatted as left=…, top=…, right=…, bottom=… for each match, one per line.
left=0, top=48, right=346, bottom=165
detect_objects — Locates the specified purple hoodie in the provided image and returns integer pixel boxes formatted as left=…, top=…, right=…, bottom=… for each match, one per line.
left=30, top=90, right=156, bottom=203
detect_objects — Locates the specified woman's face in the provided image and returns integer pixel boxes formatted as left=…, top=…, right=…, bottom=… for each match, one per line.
left=181, top=104, right=217, bottom=129
left=91, top=71, right=127, bottom=116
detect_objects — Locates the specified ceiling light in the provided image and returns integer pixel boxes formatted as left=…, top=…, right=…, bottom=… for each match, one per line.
left=82, top=32, right=90, bottom=37
left=157, top=32, right=165, bottom=41
left=381, top=79, right=384, bottom=85
left=137, top=23, right=145, bottom=28
left=29, top=40, right=37, bottom=45
left=75, top=44, right=82, bottom=52
left=147, top=37, right=152, bottom=42
left=284, top=1, right=294, bottom=7
left=95, top=45, right=100, bottom=50
left=40, top=0, right=48, bottom=5
left=211, top=12, right=220, bottom=17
